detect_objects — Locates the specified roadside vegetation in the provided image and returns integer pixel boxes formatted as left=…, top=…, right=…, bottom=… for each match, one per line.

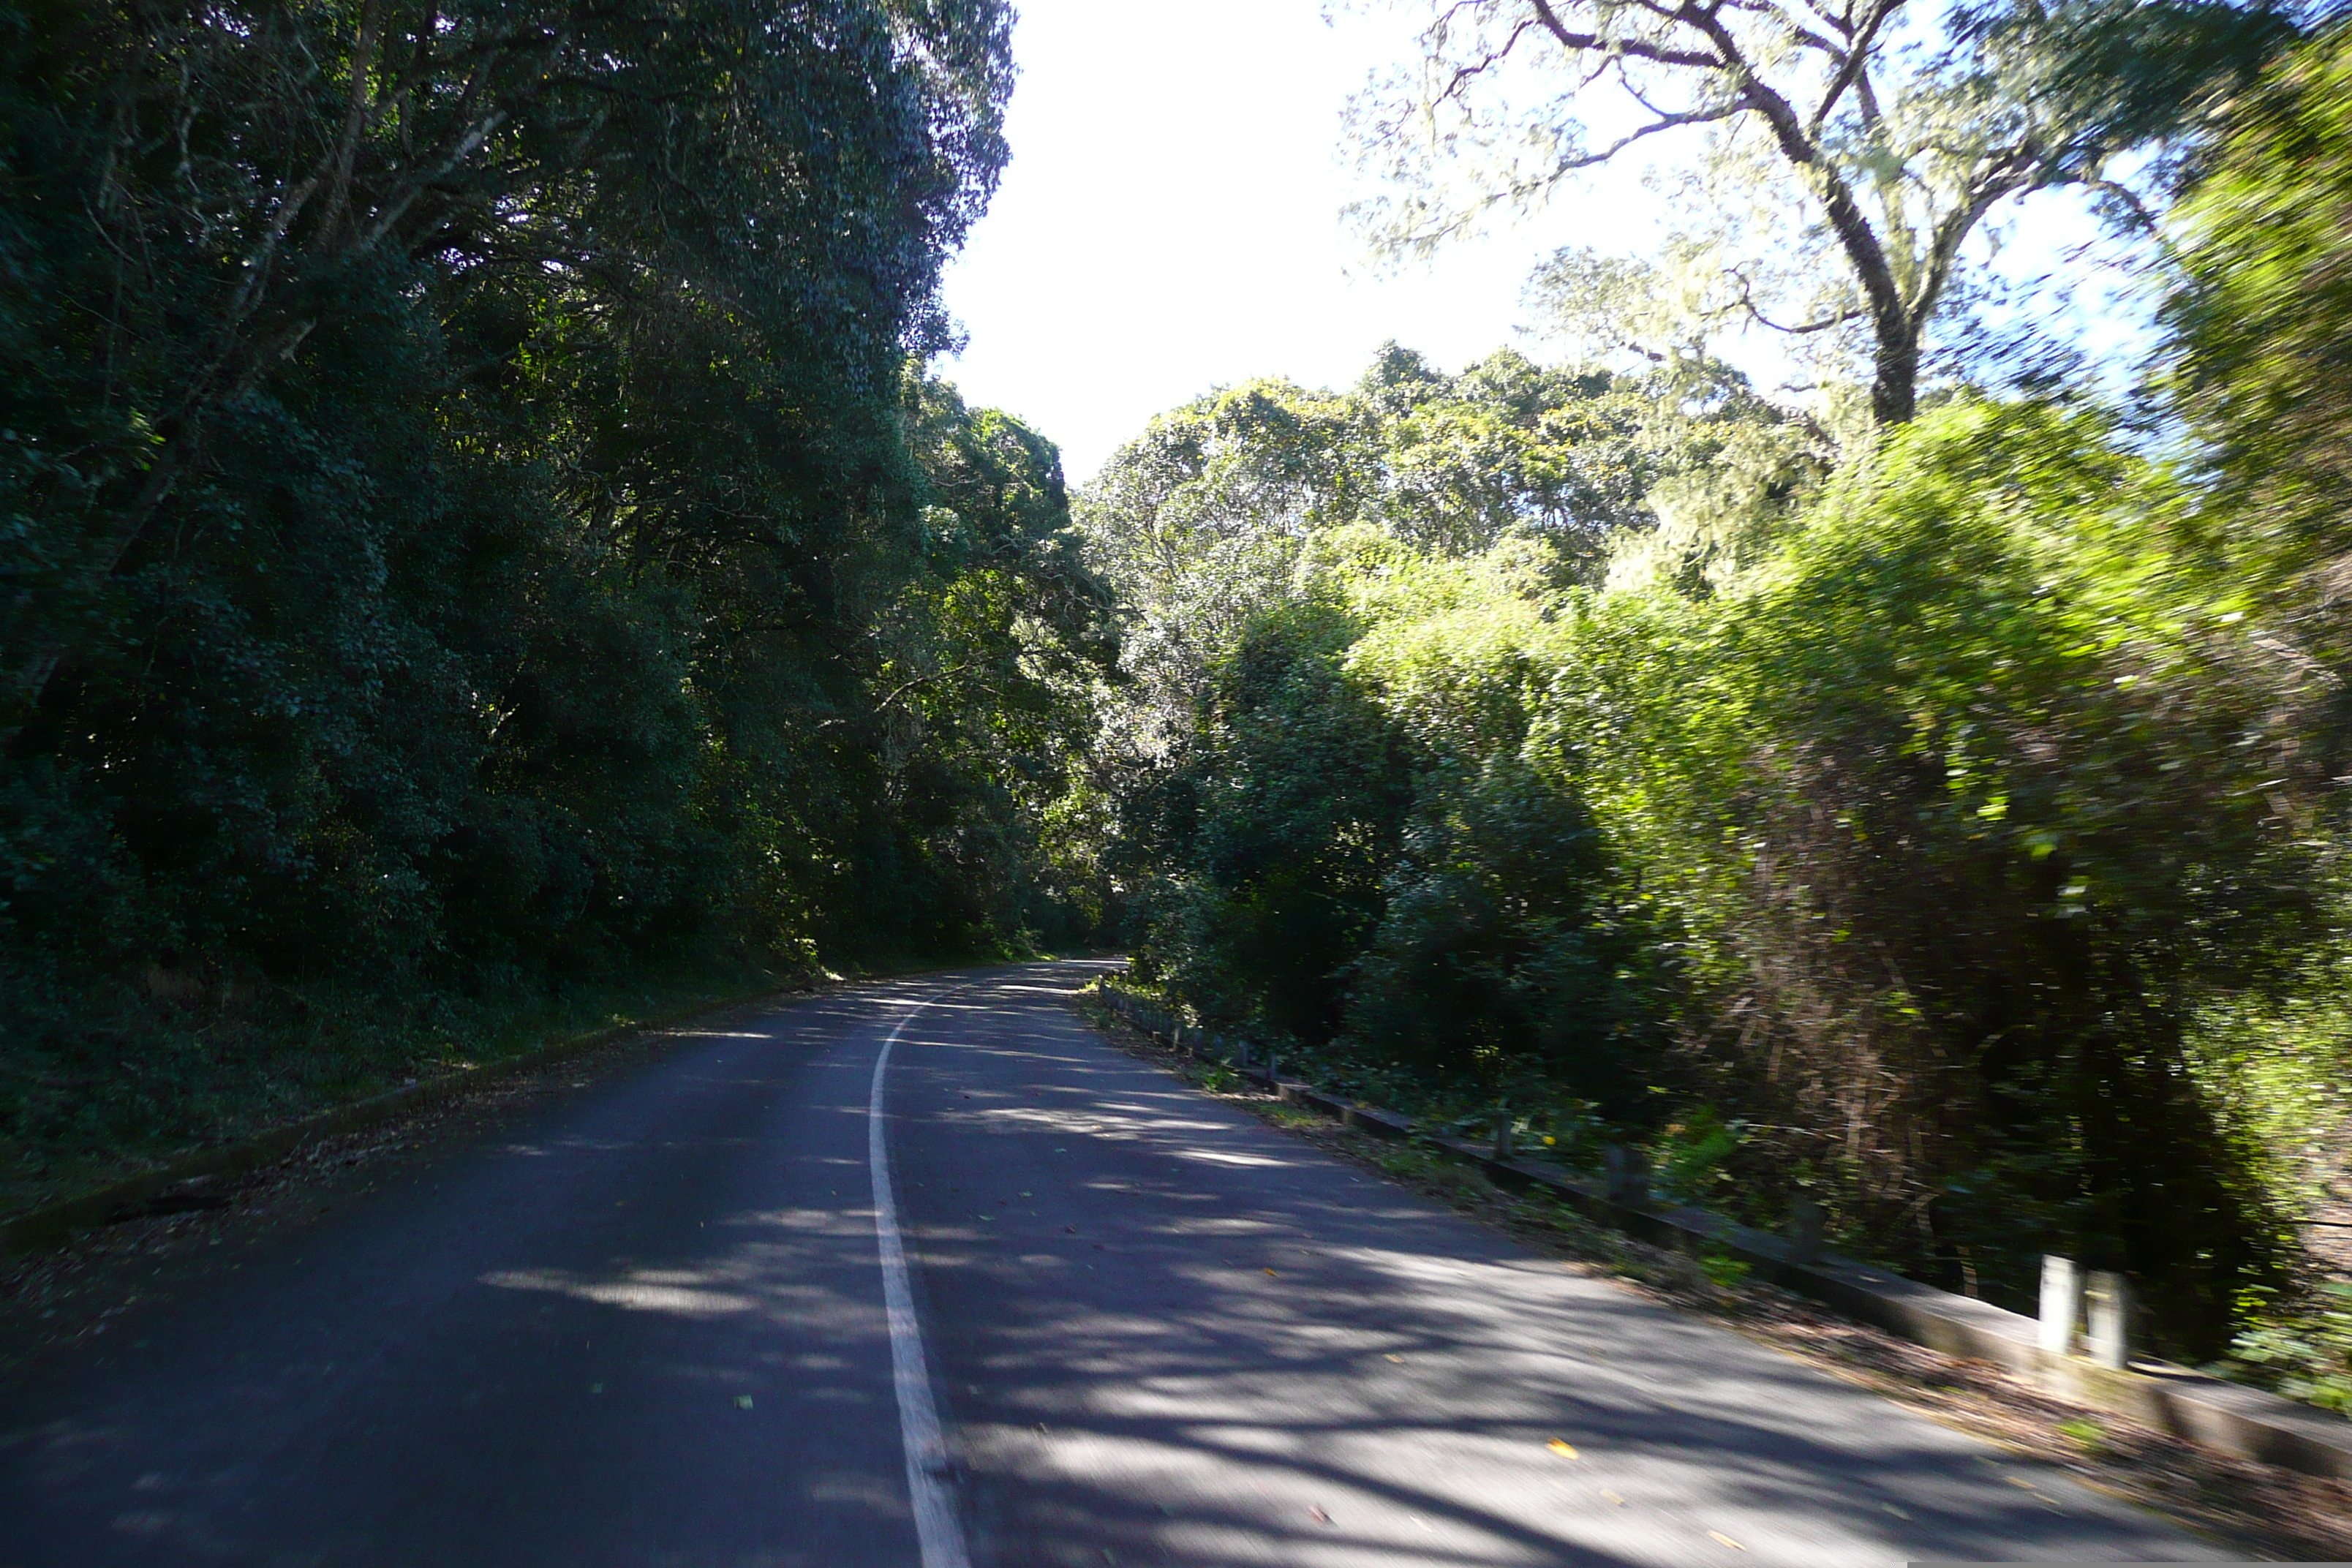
left=1077, top=4, right=2352, bottom=1400
left=9, top=0, right=2352, bottom=1428
left=0, top=0, right=1112, bottom=1211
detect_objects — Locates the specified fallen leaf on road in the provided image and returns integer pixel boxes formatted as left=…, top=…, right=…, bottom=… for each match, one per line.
left=1547, top=1439, right=1579, bottom=1460
left=1708, top=1530, right=1744, bottom=1550
left=735, top=1395, right=754, bottom=1409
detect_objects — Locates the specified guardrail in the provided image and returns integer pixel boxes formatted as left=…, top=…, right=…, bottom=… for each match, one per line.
left=1090, top=984, right=2352, bottom=1485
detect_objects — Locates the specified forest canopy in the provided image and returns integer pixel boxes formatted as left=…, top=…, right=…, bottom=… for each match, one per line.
left=0, top=0, right=1110, bottom=1201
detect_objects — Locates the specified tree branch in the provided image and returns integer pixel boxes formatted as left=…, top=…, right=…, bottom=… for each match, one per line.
left=1728, top=270, right=1866, bottom=335
left=1436, top=16, right=1541, bottom=112
left=1670, top=0, right=1915, bottom=418
left=1529, top=0, right=1724, bottom=69
left=1809, top=0, right=1901, bottom=137
left=1534, top=98, right=1742, bottom=188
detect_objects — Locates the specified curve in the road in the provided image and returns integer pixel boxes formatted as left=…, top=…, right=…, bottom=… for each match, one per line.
left=0, top=960, right=2230, bottom=1567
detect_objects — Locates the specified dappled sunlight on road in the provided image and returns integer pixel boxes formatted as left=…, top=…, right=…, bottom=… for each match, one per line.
left=889, top=967, right=2222, bottom=1567
left=0, top=960, right=2217, bottom=1567
left=483, top=1267, right=761, bottom=1318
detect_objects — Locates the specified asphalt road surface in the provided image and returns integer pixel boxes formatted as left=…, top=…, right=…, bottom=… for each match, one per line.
left=0, top=960, right=2231, bottom=1566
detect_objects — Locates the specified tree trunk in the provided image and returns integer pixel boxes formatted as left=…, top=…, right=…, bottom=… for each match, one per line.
left=1872, top=316, right=1922, bottom=426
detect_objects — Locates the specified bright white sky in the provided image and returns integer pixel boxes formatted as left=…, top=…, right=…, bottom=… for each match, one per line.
left=937, top=0, right=1635, bottom=483
left=936, top=0, right=2145, bottom=485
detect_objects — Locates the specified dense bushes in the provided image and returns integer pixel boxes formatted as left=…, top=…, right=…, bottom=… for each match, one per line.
left=1130, top=598, right=1413, bottom=1041
left=1565, top=402, right=2317, bottom=1346
left=1095, top=388, right=2334, bottom=1357
left=1329, top=538, right=1659, bottom=1116
left=1085, top=24, right=2352, bottom=1361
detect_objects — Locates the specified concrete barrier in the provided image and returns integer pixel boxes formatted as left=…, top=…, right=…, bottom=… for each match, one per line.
left=1093, top=987, right=2352, bottom=1485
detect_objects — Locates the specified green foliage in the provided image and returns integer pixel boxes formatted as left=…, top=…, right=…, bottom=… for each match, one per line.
left=1079, top=346, right=1809, bottom=764
left=0, top=0, right=1118, bottom=1202
left=2054, top=1416, right=2108, bottom=1456
left=1558, top=401, right=2314, bottom=1349
left=1652, top=1107, right=1743, bottom=1208
left=1089, top=346, right=1796, bottom=1109
left=2185, top=927, right=2352, bottom=1237
left=2167, top=18, right=2352, bottom=720
left=1973, top=0, right=2299, bottom=166
left=1096, top=12, right=2352, bottom=1386
left=1098, top=373, right=2329, bottom=1357
left=1696, top=1245, right=1753, bottom=1290
left=11, top=0, right=2352, bottom=1412
left=1134, top=598, right=1414, bottom=1042
left=2225, top=1284, right=2352, bottom=1413
left=1325, top=538, right=1660, bottom=1113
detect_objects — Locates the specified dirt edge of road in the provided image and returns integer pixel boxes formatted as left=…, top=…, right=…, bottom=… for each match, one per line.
left=0, top=960, right=1017, bottom=1379
left=1077, top=993, right=2352, bottom=1565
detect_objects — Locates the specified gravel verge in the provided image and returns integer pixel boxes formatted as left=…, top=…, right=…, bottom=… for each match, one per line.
left=1084, top=997, right=2352, bottom=1564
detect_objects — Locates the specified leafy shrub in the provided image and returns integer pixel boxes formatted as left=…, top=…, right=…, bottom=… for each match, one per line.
left=1124, top=598, right=1414, bottom=1041
left=1697, top=1245, right=1753, bottom=1289
left=1556, top=400, right=2316, bottom=1350
left=1127, top=397, right=2324, bottom=1354
left=2224, top=1286, right=2352, bottom=1414
left=1652, top=1107, right=1742, bottom=1207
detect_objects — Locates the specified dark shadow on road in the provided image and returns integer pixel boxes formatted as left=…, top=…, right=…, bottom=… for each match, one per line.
left=893, top=968, right=2221, bottom=1567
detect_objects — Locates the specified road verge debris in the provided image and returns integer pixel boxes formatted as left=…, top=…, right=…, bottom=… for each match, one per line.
left=1080, top=985, right=2352, bottom=1563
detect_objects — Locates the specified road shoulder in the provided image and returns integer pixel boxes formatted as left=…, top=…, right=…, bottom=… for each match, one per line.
left=1076, top=993, right=2352, bottom=1564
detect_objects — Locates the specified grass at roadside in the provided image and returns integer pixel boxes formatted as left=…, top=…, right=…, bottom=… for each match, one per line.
left=0, top=956, right=1019, bottom=1374
left=1079, top=992, right=2352, bottom=1564
left=0, top=962, right=802, bottom=1224
left=0, top=946, right=1026, bottom=1226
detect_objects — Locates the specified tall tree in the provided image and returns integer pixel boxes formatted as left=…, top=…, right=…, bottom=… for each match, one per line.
left=0, top=0, right=1133, bottom=1180
left=1346, top=0, right=2293, bottom=423
left=1, top=0, right=1013, bottom=744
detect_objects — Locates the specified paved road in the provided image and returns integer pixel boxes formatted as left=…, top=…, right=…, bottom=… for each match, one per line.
left=0, top=961, right=2226, bottom=1566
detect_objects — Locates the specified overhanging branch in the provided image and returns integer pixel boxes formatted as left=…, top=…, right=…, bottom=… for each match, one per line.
left=1530, top=0, right=1724, bottom=69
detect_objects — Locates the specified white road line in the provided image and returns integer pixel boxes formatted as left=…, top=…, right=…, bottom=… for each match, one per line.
left=869, top=994, right=972, bottom=1568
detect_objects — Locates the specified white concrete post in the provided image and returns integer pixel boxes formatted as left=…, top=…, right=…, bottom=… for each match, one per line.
left=2039, top=1255, right=2082, bottom=1357
left=2086, top=1270, right=2132, bottom=1370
